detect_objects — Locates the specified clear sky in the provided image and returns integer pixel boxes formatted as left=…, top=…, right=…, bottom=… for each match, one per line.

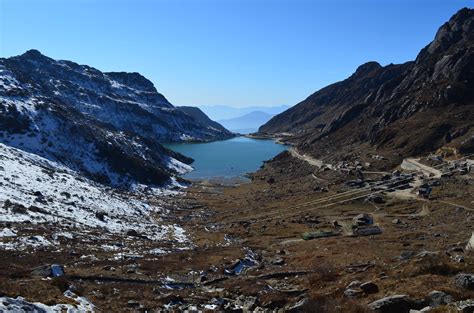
left=0, top=0, right=471, bottom=107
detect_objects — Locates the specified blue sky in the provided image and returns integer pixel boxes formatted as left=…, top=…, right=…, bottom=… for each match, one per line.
left=0, top=0, right=471, bottom=107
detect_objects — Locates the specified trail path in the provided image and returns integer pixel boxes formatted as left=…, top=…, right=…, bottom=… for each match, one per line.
left=290, top=148, right=329, bottom=169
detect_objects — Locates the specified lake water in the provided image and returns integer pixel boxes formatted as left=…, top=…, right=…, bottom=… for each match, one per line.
left=164, top=137, right=287, bottom=181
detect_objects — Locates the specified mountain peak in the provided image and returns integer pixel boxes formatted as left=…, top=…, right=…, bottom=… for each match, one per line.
left=21, top=49, right=46, bottom=59
left=352, top=61, right=382, bottom=78
left=426, top=7, right=474, bottom=55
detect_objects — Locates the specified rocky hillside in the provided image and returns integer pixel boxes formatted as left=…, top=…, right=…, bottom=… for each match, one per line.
left=260, top=8, right=474, bottom=158
left=0, top=50, right=233, bottom=186
left=177, top=106, right=230, bottom=135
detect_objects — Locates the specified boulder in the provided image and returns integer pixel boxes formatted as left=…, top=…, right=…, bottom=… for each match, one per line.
left=360, top=281, right=379, bottom=294
left=368, top=295, right=424, bottom=313
left=353, top=226, right=382, bottom=236
left=427, top=290, right=452, bottom=307
left=455, top=273, right=474, bottom=289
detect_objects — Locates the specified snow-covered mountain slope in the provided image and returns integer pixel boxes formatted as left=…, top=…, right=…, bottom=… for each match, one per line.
left=0, top=50, right=232, bottom=186
left=0, top=143, right=190, bottom=250
left=1, top=50, right=233, bottom=142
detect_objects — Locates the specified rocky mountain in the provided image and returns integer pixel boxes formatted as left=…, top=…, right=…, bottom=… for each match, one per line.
left=0, top=50, right=233, bottom=186
left=177, top=106, right=230, bottom=134
left=259, top=8, right=474, bottom=159
left=218, top=111, right=275, bottom=134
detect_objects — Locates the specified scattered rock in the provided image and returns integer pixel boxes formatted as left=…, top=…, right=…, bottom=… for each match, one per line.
left=392, top=218, right=401, bottom=224
left=450, top=299, right=474, bottom=312
left=243, top=296, right=257, bottom=311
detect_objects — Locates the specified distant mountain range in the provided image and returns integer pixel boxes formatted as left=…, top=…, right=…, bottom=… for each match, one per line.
left=0, top=50, right=233, bottom=187
left=218, top=111, right=275, bottom=134
left=259, top=8, right=474, bottom=159
left=196, top=105, right=290, bottom=121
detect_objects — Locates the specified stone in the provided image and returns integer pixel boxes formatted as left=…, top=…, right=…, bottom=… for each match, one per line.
left=127, top=300, right=140, bottom=307
left=409, top=307, right=432, bottom=313
left=31, top=265, right=52, bottom=277
left=398, top=251, right=415, bottom=261
left=344, top=288, right=363, bottom=299
left=360, top=281, right=379, bottom=294
left=346, top=280, right=362, bottom=289
left=243, top=296, right=257, bottom=311
left=392, top=218, right=401, bottom=224
left=451, top=299, right=474, bottom=313
left=368, top=294, right=423, bottom=313
left=454, top=273, right=474, bottom=290
left=126, top=229, right=140, bottom=237
left=286, top=298, right=308, bottom=312
left=466, top=232, right=474, bottom=252
left=427, top=290, right=453, bottom=307
left=353, top=225, right=382, bottom=236
left=272, top=258, right=285, bottom=266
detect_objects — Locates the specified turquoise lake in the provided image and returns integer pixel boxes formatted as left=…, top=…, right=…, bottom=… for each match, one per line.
left=164, top=137, right=287, bottom=180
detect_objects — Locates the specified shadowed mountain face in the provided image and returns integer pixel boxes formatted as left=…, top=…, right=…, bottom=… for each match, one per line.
left=176, top=106, right=230, bottom=134
left=0, top=50, right=233, bottom=186
left=260, top=8, right=474, bottom=157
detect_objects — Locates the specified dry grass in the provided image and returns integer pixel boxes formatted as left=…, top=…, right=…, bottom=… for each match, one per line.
left=303, top=295, right=371, bottom=313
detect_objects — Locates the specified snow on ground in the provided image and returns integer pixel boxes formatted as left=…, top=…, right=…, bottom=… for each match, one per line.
left=166, top=156, right=193, bottom=175
left=0, top=290, right=94, bottom=313
left=0, top=227, right=17, bottom=237
left=0, top=143, right=190, bottom=249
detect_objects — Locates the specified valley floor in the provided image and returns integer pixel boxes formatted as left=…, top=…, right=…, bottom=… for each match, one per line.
left=0, top=146, right=473, bottom=312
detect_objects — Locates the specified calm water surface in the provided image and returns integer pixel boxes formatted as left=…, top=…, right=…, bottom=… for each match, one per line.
left=164, top=137, right=287, bottom=180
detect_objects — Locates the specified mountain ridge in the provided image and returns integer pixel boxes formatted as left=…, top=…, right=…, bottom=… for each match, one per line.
left=0, top=50, right=233, bottom=186
left=259, top=7, right=474, bottom=160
